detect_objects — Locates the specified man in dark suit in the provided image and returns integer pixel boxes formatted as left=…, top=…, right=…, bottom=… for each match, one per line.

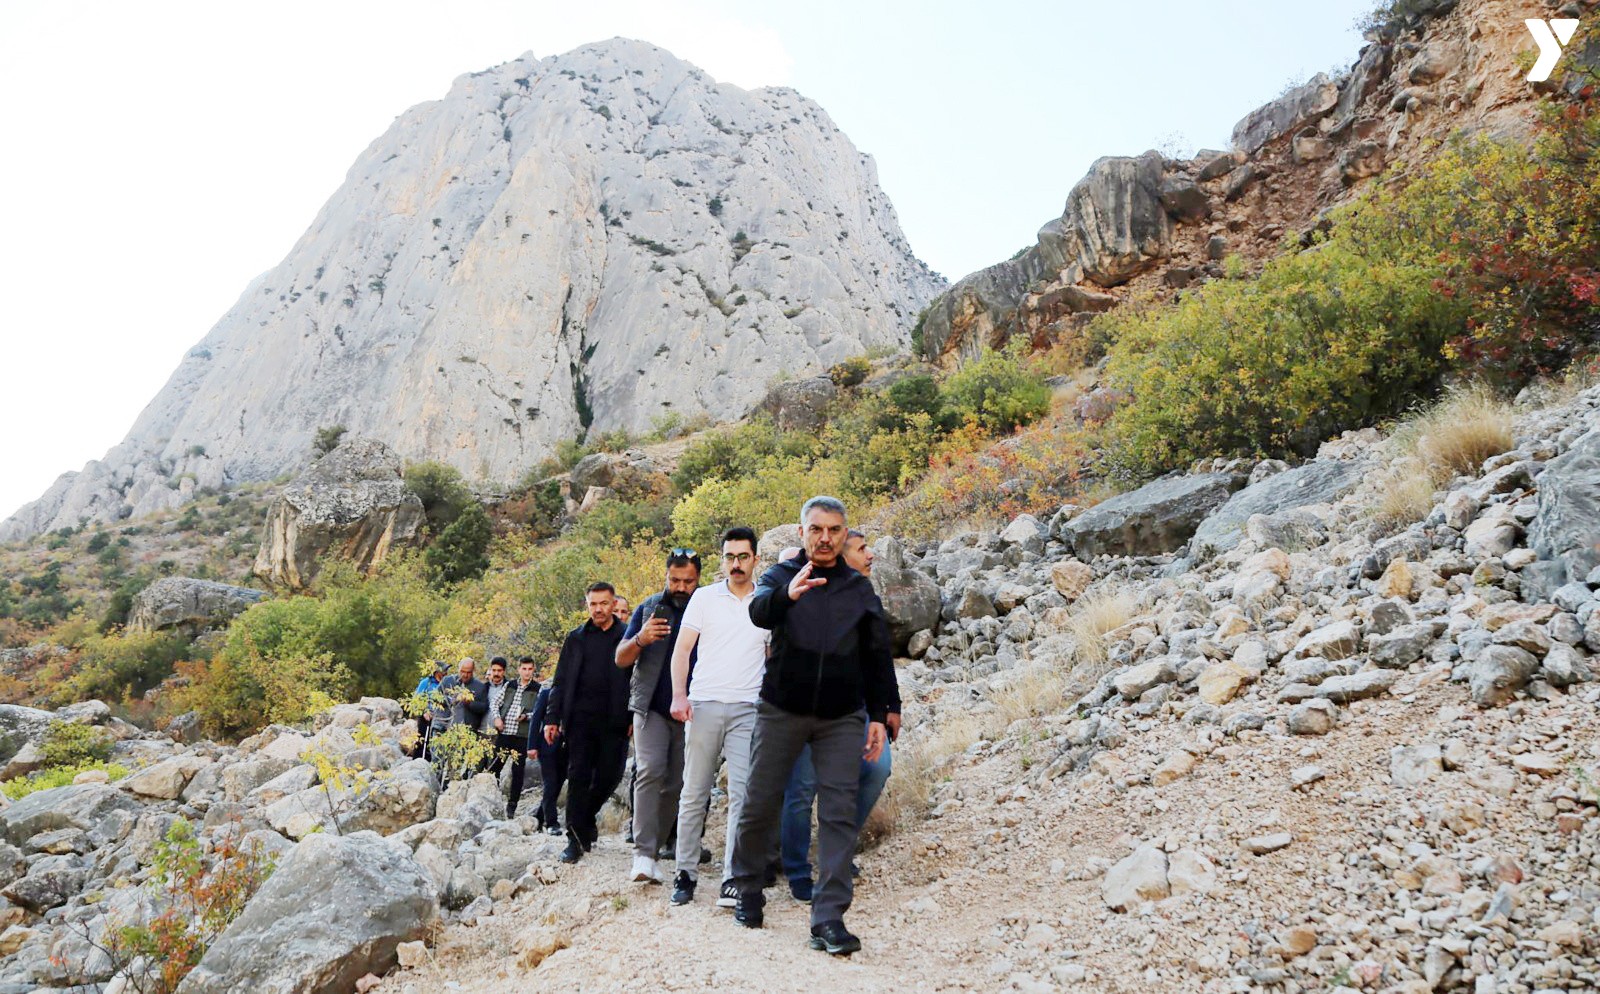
left=543, top=582, right=630, bottom=863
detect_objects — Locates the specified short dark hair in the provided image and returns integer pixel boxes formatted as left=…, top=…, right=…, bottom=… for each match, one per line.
left=518, top=656, right=536, bottom=665
left=847, top=528, right=866, bottom=541
left=489, top=656, right=507, bottom=669
left=722, top=526, right=758, bottom=549
left=666, top=547, right=702, bottom=571
left=586, top=581, right=615, bottom=596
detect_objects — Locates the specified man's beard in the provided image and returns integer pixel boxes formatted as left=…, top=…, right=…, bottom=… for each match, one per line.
left=668, top=590, right=691, bottom=608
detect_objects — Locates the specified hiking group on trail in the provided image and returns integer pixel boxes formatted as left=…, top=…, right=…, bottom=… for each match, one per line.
left=408, top=495, right=902, bottom=956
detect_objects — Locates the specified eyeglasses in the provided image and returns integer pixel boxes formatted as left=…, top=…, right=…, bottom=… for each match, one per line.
left=722, top=552, right=754, bottom=563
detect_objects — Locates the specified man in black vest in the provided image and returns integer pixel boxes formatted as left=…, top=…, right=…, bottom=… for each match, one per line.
left=726, top=496, right=899, bottom=956
left=615, top=549, right=700, bottom=885
left=544, top=582, right=630, bottom=864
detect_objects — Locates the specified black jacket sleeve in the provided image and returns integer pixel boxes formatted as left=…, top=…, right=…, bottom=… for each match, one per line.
left=859, top=596, right=900, bottom=725
left=465, top=679, right=489, bottom=721
left=748, top=562, right=795, bottom=630
left=546, top=632, right=578, bottom=727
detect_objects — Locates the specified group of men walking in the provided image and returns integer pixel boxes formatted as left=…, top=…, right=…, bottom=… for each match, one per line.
left=414, top=495, right=901, bottom=955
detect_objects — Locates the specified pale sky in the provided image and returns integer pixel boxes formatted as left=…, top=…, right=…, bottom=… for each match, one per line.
left=0, top=0, right=1374, bottom=522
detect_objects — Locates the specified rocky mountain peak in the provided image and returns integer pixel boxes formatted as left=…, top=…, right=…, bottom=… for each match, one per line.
left=2, top=39, right=942, bottom=543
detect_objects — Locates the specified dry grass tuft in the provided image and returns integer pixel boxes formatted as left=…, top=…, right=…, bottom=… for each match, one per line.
left=1064, top=584, right=1139, bottom=671
left=1389, top=384, right=1515, bottom=484
left=1370, top=459, right=1438, bottom=532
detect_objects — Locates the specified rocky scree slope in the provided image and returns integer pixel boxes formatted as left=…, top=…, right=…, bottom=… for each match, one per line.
left=920, top=0, right=1590, bottom=366
left=373, top=384, right=1600, bottom=994
left=0, top=385, right=1595, bottom=993
left=2, top=37, right=942, bottom=544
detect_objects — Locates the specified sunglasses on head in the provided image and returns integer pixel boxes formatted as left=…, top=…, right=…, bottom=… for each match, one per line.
left=668, top=547, right=701, bottom=562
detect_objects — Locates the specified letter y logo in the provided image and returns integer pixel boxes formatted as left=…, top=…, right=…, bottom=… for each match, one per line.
left=1526, top=18, right=1580, bottom=83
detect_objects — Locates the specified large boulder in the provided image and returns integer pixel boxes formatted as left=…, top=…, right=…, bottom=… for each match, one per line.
left=0, top=784, right=142, bottom=847
left=1523, top=428, right=1600, bottom=599
left=757, top=524, right=802, bottom=561
left=1231, top=73, right=1340, bottom=154
left=121, top=755, right=214, bottom=801
left=0, top=705, right=54, bottom=766
left=761, top=377, right=839, bottom=432
left=252, top=438, right=426, bottom=590
left=176, top=831, right=437, bottom=994
left=869, top=538, right=941, bottom=652
left=1038, top=151, right=1176, bottom=288
left=1190, top=459, right=1367, bottom=559
left=566, top=450, right=666, bottom=503
left=1064, top=474, right=1233, bottom=558
left=336, top=761, right=439, bottom=836
left=127, top=577, right=267, bottom=634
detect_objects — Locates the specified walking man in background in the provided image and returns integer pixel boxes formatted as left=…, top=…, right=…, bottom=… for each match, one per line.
left=527, top=672, right=566, bottom=835
left=409, top=660, right=447, bottom=759
left=668, top=527, right=768, bottom=907
left=492, top=657, right=540, bottom=818
left=727, top=497, right=900, bottom=956
left=478, top=657, right=511, bottom=771
left=615, top=549, right=700, bottom=884
left=544, top=582, right=630, bottom=864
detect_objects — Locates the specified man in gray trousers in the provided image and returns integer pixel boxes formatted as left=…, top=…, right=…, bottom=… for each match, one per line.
left=616, top=549, right=701, bottom=885
left=667, top=526, right=770, bottom=908
left=726, top=496, right=900, bottom=956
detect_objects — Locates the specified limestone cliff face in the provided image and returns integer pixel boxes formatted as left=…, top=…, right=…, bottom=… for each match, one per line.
left=919, top=0, right=1575, bottom=368
left=3, top=38, right=942, bottom=542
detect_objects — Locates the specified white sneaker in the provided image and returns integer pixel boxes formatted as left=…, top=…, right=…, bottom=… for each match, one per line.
left=632, top=855, right=658, bottom=883
left=649, top=861, right=667, bottom=884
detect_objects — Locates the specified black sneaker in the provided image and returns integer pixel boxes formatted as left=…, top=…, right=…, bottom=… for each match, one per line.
left=809, top=920, right=861, bottom=956
left=733, top=893, right=764, bottom=929
left=788, top=877, right=814, bottom=903
left=761, top=862, right=780, bottom=889
left=671, top=871, right=696, bottom=906
left=716, top=880, right=740, bottom=908
left=658, top=844, right=673, bottom=861
left=545, top=823, right=564, bottom=836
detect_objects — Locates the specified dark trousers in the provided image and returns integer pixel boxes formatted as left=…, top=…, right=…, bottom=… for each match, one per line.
left=537, top=745, right=568, bottom=827
left=488, top=731, right=531, bottom=816
left=563, top=715, right=629, bottom=845
left=729, top=703, right=867, bottom=926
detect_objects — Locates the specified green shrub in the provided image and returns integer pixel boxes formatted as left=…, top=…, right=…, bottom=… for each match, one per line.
left=39, top=720, right=114, bottom=767
left=313, top=425, right=347, bottom=456
left=2, top=761, right=129, bottom=799
left=671, top=455, right=845, bottom=551
left=59, top=628, right=189, bottom=704
left=426, top=501, right=493, bottom=584
left=828, top=355, right=872, bottom=388
left=671, top=416, right=814, bottom=493
left=404, top=461, right=473, bottom=529
left=939, top=345, right=1052, bottom=435
left=1099, top=211, right=1468, bottom=479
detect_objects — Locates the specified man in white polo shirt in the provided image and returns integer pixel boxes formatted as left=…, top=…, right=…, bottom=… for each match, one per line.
left=667, top=525, right=769, bottom=907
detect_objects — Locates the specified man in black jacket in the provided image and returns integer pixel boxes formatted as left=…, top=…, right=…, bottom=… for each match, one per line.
left=525, top=680, right=566, bottom=835
left=543, top=582, right=630, bottom=863
left=726, top=496, right=900, bottom=956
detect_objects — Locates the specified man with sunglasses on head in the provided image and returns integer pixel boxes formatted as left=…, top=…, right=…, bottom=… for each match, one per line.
left=666, top=527, right=769, bottom=907
left=726, top=496, right=899, bottom=957
left=615, top=548, right=701, bottom=885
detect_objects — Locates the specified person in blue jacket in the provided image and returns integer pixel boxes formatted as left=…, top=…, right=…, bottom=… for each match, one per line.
left=408, top=660, right=447, bottom=759
left=526, top=670, right=568, bottom=835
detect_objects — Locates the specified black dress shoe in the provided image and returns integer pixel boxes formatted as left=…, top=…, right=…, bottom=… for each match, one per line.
left=733, top=893, right=764, bottom=929
left=809, top=920, right=861, bottom=956
left=560, top=830, right=584, bottom=864
left=670, top=871, right=696, bottom=906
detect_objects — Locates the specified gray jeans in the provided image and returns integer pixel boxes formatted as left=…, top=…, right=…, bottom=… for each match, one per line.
left=674, top=700, right=757, bottom=882
left=631, top=711, right=684, bottom=859
left=729, top=702, right=867, bottom=925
